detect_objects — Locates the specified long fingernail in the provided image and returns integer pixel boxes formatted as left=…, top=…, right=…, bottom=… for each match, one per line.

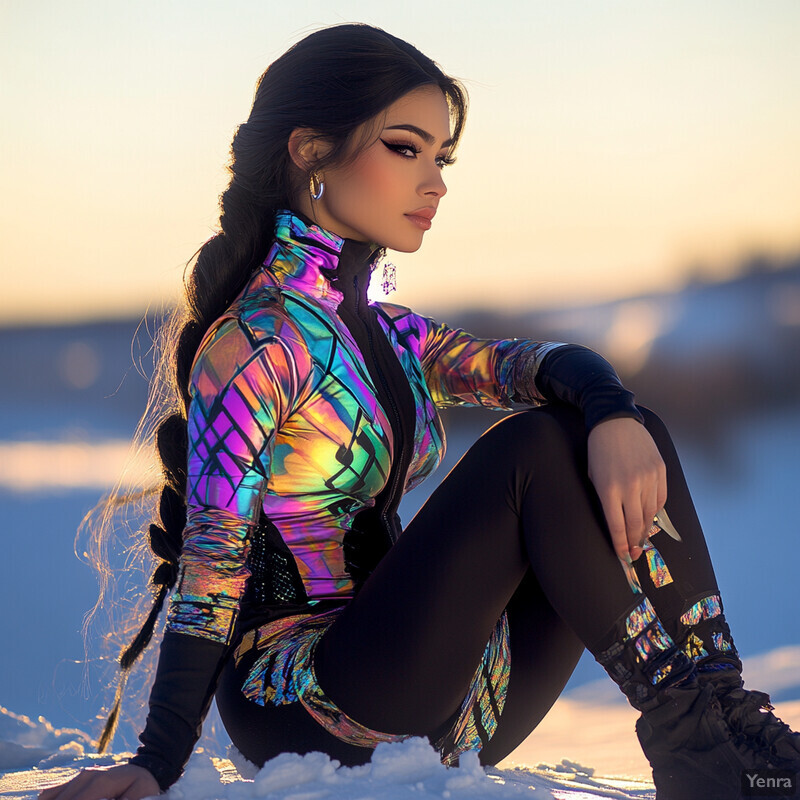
left=655, top=508, right=682, bottom=542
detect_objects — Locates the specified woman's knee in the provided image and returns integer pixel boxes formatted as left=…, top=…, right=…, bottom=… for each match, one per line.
left=479, top=403, right=586, bottom=457
left=637, top=404, right=663, bottom=432
left=481, top=403, right=678, bottom=463
left=470, top=406, right=589, bottom=490
left=636, top=405, right=677, bottom=455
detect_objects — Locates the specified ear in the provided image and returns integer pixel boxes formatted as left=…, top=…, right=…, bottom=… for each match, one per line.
left=287, top=128, right=332, bottom=173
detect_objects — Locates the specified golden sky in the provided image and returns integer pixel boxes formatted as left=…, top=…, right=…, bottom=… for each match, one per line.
left=1, top=0, right=799, bottom=324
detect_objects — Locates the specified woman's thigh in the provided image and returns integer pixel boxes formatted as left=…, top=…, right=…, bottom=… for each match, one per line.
left=219, top=402, right=717, bottom=762
left=314, top=405, right=594, bottom=736
left=216, top=643, right=377, bottom=768
left=216, top=571, right=583, bottom=768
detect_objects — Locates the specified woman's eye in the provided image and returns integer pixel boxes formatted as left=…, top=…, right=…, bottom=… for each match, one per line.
left=381, top=139, right=456, bottom=169
left=381, top=140, right=421, bottom=158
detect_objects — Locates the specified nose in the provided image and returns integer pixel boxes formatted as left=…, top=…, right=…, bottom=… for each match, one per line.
left=421, top=162, right=447, bottom=198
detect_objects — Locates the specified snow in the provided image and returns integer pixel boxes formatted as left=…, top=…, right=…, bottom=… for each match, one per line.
left=0, top=722, right=658, bottom=799
left=3, top=674, right=799, bottom=800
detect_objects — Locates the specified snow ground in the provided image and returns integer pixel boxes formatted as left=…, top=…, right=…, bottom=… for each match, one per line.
left=0, top=709, right=657, bottom=800
left=3, top=654, right=799, bottom=800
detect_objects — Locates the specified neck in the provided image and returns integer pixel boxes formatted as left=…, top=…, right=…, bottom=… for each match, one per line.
left=263, top=209, right=385, bottom=308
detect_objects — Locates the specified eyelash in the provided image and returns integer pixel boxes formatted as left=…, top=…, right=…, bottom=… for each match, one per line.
left=381, top=139, right=456, bottom=169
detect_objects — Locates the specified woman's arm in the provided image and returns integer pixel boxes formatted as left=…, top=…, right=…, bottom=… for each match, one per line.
left=403, top=309, right=662, bottom=564
left=130, top=315, right=306, bottom=788
left=39, top=314, right=306, bottom=799
left=525, top=343, right=644, bottom=430
left=397, top=307, right=642, bottom=425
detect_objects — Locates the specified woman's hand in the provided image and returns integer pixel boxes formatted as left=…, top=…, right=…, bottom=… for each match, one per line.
left=38, top=763, right=160, bottom=800
left=587, top=416, right=667, bottom=564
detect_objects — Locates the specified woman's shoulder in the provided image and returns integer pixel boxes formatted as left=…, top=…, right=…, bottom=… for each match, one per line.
left=189, top=295, right=312, bottom=390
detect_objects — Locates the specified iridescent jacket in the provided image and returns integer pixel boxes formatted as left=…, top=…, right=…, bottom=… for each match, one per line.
left=165, top=209, right=571, bottom=645
left=132, top=209, right=641, bottom=788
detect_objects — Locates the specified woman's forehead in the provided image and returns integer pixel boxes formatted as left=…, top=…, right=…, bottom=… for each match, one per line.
left=383, top=87, right=452, bottom=141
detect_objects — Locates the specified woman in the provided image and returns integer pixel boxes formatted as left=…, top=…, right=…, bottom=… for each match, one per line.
left=40, top=23, right=799, bottom=800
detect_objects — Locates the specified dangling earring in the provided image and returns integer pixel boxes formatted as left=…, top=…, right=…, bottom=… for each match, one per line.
left=309, top=171, right=325, bottom=201
left=375, top=247, right=397, bottom=294
left=381, top=259, right=397, bottom=294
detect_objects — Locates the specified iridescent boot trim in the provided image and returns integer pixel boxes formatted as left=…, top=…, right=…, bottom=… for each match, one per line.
left=595, top=596, right=695, bottom=708
left=676, top=593, right=742, bottom=672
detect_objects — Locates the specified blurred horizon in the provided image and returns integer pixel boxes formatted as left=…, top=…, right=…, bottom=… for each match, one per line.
left=2, top=1, right=799, bottom=324
left=3, top=247, right=798, bottom=453
left=1, top=236, right=798, bottom=330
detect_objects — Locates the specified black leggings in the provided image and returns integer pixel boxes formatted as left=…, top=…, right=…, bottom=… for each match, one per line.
left=216, top=404, right=720, bottom=767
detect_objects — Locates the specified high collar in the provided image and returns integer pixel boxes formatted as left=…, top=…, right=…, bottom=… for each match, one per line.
left=263, top=208, right=385, bottom=309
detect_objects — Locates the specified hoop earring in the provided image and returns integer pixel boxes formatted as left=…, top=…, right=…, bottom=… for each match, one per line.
left=309, top=171, right=325, bottom=201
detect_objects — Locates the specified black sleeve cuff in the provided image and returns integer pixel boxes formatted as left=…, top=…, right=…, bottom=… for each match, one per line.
left=533, top=344, right=645, bottom=432
left=129, top=630, right=229, bottom=791
left=127, top=753, right=174, bottom=794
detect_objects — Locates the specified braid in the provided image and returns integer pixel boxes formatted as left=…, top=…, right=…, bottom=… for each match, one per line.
left=97, top=178, right=276, bottom=751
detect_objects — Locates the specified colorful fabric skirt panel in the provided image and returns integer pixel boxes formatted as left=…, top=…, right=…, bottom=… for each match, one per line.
left=235, top=606, right=511, bottom=765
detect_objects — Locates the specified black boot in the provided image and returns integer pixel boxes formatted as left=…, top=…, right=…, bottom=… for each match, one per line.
left=674, top=594, right=800, bottom=773
left=698, top=665, right=800, bottom=773
left=635, top=677, right=757, bottom=800
left=593, top=595, right=757, bottom=799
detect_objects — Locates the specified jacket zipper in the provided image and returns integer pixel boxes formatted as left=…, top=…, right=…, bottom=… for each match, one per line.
left=353, top=274, right=405, bottom=535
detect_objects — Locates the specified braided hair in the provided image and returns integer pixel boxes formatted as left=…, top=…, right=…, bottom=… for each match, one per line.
left=91, top=22, right=468, bottom=751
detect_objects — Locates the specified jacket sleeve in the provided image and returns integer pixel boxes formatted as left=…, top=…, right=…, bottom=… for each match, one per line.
left=411, top=311, right=643, bottom=431
left=129, top=314, right=308, bottom=790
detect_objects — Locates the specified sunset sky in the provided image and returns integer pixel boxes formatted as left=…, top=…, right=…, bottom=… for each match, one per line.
left=2, top=0, right=799, bottom=324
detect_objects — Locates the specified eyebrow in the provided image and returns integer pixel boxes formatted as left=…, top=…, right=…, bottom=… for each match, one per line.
left=384, top=124, right=454, bottom=149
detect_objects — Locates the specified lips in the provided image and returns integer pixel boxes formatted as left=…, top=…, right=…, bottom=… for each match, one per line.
left=406, top=207, right=436, bottom=220
left=405, top=207, right=436, bottom=231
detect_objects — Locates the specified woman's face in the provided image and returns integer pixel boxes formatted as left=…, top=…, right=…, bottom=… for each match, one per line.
left=298, top=85, right=454, bottom=252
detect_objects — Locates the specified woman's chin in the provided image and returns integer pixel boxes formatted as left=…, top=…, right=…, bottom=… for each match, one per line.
left=384, top=233, right=425, bottom=254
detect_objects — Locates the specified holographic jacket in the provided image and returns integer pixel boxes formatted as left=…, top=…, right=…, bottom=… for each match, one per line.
left=164, top=209, right=581, bottom=644
left=131, top=208, right=642, bottom=789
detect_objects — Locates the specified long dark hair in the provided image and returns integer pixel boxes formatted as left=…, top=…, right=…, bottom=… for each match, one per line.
left=92, top=22, right=468, bottom=751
